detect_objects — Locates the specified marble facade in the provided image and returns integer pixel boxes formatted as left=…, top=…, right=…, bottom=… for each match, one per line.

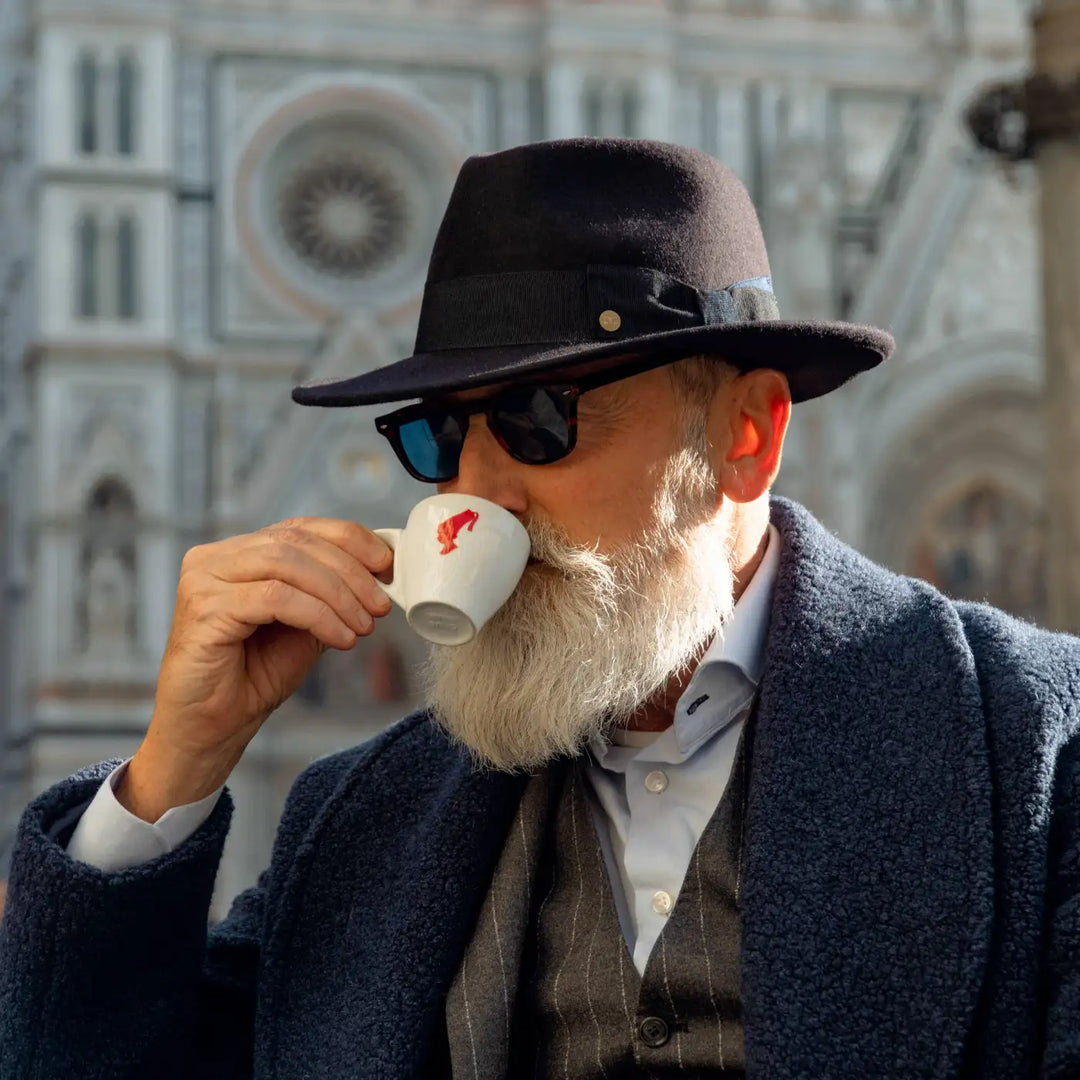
left=0, top=0, right=1042, bottom=915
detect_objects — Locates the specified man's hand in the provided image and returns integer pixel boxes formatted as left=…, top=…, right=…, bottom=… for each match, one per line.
left=116, top=518, right=394, bottom=823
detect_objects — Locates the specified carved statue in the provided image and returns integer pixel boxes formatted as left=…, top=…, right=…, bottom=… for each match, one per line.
left=83, top=546, right=136, bottom=659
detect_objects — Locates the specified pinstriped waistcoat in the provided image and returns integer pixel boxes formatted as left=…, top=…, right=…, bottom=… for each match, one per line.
left=446, top=716, right=753, bottom=1079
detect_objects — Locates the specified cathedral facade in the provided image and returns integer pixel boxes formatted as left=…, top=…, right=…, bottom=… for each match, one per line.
left=0, top=0, right=1041, bottom=916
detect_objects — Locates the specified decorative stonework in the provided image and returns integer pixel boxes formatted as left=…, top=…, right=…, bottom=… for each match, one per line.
left=77, top=478, right=140, bottom=666
left=224, top=377, right=297, bottom=490
left=767, top=134, right=836, bottom=317
left=907, top=172, right=1039, bottom=357
left=56, top=391, right=156, bottom=517
left=254, top=114, right=423, bottom=302
left=82, top=547, right=137, bottom=659
left=862, top=379, right=1047, bottom=626
left=834, top=93, right=914, bottom=205
left=277, top=150, right=408, bottom=279
left=912, top=483, right=1046, bottom=623
left=832, top=92, right=928, bottom=316
left=64, top=390, right=144, bottom=475
left=228, top=79, right=465, bottom=324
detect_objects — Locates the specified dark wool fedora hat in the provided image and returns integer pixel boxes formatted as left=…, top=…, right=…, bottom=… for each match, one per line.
left=292, top=138, right=895, bottom=408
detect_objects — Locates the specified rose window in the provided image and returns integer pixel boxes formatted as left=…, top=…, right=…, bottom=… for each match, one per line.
left=277, top=153, right=409, bottom=279
left=237, top=97, right=460, bottom=312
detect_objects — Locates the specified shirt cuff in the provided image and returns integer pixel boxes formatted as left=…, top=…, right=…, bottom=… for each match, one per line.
left=64, top=758, right=225, bottom=873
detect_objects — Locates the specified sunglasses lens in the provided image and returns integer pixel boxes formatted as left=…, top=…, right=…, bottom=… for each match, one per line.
left=398, top=412, right=464, bottom=481
left=491, top=386, right=573, bottom=465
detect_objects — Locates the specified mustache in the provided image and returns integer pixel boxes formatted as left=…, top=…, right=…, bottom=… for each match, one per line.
left=519, top=515, right=626, bottom=585
left=522, top=515, right=596, bottom=566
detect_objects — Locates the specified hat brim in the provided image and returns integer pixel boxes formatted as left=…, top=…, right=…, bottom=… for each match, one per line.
left=291, top=320, right=896, bottom=408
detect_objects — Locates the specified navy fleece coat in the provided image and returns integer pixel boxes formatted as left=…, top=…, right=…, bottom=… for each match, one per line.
left=2, top=497, right=1080, bottom=1079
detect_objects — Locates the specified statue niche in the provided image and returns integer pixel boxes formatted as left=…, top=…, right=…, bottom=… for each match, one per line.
left=78, top=478, right=139, bottom=664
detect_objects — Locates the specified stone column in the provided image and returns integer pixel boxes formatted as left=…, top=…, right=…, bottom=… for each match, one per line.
left=1034, top=0, right=1080, bottom=632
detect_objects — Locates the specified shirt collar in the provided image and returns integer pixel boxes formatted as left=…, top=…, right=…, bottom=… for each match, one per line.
left=590, top=523, right=781, bottom=767
left=692, top=520, right=779, bottom=689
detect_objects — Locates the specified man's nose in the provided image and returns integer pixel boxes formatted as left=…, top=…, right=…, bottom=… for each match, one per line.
left=437, top=414, right=529, bottom=514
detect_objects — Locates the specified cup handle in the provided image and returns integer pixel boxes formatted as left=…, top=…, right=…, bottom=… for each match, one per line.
left=372, top=528, right=406, bottom=610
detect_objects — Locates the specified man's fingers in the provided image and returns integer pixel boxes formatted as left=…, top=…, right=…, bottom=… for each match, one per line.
left=204, top=539, right=388, bottom=626
left=272, top=517, right=394, bottom=574
left=205, top=578, right=365, bottom=650
left=270, top=528, right=394, bottom=614
left=183, top=519, right=393, bottom=578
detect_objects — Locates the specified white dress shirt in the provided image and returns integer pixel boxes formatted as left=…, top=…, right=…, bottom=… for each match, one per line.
left=65, top=525, right=780, bottom=975
left=583, top=523, right=779, bottom=972
left=66, top=760, right=223, bottom=874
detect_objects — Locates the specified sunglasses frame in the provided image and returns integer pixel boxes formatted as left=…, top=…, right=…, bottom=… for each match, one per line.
left=374, top=352, right=680, bottom=483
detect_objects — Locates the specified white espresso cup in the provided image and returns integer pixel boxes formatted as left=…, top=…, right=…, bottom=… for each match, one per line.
left=373, top=493, right=531, bottom=646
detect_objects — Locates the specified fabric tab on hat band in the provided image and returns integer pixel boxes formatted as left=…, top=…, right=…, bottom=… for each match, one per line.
left=414, top=265, right=778, bottom=352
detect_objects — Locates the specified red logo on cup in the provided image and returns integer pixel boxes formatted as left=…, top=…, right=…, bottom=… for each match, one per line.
left=437, top=509, right=480, bottom=554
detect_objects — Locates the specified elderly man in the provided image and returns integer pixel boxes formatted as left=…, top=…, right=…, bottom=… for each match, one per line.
left=2, top=139, right=1079, bottom=1080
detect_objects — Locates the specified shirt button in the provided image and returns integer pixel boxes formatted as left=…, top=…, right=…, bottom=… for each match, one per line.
left=651, top=890, right=674, bottom=916
left=638, top=1015, right=670, bottom=1048
left=644, top=769, right=668, bottom=793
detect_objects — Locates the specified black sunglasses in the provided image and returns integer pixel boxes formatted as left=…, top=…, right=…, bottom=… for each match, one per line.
left=375, top=354, right=675, bottom=483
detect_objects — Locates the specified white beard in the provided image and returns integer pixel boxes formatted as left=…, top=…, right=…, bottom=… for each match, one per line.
left=422, top=444, right=738, bottom=772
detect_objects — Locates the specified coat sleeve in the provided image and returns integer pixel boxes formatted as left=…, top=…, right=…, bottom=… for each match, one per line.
left=1043, top=731, right=1080, bottom=1080
left=0, top=748, right=352, bottom=1080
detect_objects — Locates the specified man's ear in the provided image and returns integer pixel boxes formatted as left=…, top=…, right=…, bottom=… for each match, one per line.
left=710, top=368, right=791, bottom=504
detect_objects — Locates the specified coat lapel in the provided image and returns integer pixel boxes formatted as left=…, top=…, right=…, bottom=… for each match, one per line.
left=741, top=498, right=994, bottom=1079
left=260, top=720, right=528, bottom=1080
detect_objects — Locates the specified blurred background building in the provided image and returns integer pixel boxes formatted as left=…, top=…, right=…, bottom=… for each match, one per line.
left=0, top=0, right=1045, bottom=918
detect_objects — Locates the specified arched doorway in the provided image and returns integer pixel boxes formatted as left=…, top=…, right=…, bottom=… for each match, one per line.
left=864, top=378, right=1047, bottom=625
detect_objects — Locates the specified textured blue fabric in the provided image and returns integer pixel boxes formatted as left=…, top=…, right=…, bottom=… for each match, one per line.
left=2, top=496, right=1079, bottom=1080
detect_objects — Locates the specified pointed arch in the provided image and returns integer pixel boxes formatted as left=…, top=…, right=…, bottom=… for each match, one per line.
left=862, top=361, right=1047, bottom=624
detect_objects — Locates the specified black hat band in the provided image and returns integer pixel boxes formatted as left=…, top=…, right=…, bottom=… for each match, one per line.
left=415, top=265, right=778, bottom=352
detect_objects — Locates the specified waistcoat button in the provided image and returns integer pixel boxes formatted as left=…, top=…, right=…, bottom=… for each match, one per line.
left=638, top=1015, right=670, bottom=1048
